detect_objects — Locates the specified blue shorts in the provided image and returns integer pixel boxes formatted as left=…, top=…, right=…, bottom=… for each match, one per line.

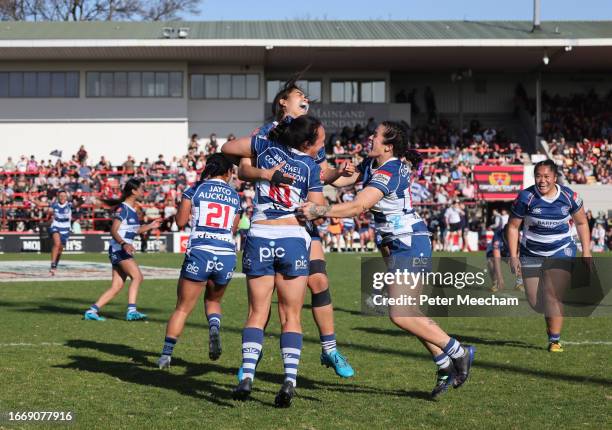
left=383, top=235, right=433, bottom=273
left=520, top=243, right=576, bottom=276
left=180, top=248, right=236, bottom=286
left=49, top=227, right=70, bottom=245
left=242, top=224, right=311, bottom=277
left=109, top=248, right=134, bottom=266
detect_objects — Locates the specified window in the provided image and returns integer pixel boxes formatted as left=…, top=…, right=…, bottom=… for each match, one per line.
left=190, top=73, right=259, bottom=99
left=0, top=72, right=78, bottom=98
left=331, top=80, right=386, bottom=103
left=86, top=71, right=183, bottom=97
left=266, top=79, right=321, bottom=103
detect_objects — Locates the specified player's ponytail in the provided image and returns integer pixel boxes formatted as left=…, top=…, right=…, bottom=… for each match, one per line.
left=405, top=149, right=424, bottom=177
left=101, top=177, right=144, bottom=209
left=268, top=115, right=322, bottom=151
left=200, top=153, right=234, bottom=181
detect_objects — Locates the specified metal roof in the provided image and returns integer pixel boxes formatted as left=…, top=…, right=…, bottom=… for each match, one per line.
left=0, top=20, right=611, bottom=41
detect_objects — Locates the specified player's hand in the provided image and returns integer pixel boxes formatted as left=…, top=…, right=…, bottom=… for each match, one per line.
left=298, top=202, right=330, bottom=221
left=123, top=243, right=136, bottom=255
left=266, top=162, right=294, bottom=185
left=148, top=219, right=162, bottom=230
left=581, top=250, right=593, bottom=275
left=509, top=257, right=521, bottom=276
left=339, top=161, right=355, bottom=177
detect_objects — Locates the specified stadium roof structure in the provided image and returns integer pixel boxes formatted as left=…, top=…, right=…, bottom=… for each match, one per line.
left=1, top=20, right=611, bottom=70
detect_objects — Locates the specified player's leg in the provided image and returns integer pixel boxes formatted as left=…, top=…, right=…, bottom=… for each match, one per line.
left=49, top=231, right=62, bottom=275
left=84, top=264, right=127, bottom=321
left=274, top=272, right=308, bottom=407
left=119, top=258, right=146, bottom=320
left=205, top=280, right=228, bottom=361
left=308, top=240, right=354, bottom=378
left=542, top=265, right=571, bottom=352
left=158, top=277, right=205, bottom=368
left=233, top=274, right=274, bottom=399
left=204, top=253, right=236, bottom=361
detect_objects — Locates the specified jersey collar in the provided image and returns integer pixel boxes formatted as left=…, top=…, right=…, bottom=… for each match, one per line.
left=534, top=183, right=560, bottom=203
left=206, top=178, right=227, bottom=184
left=371, top=157, right=398, bottom=171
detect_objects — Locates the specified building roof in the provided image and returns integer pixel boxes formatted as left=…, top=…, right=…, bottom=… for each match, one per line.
left=0, top=20, right=611, bottom=42
left=0, top=21, right=610, bottom=71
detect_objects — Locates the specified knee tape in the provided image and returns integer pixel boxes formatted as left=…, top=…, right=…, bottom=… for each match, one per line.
left=309, top=259, right=327, bottom=275
left=311, top=288, right=332, bottom=307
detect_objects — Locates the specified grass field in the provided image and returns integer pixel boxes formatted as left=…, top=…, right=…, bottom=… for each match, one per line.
left=1, top=252, right=611, bottom=429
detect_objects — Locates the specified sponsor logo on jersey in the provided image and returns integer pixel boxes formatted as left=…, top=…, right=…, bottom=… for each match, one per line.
left=371, top=170, right=392, bottom=186
left=564, top=247, right=574, bottom=256
left=561, top=206, right=569, bottom=215
left=532, top=207, right=542, bottom=214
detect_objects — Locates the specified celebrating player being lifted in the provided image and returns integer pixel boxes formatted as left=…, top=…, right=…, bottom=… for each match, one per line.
left=222, top=115, right=326, bottom=407
left=300, top=121, right=475, bottom=399
left=236, top=77, right=355, bottom=379
left=158, top=154, right=241, bottom=369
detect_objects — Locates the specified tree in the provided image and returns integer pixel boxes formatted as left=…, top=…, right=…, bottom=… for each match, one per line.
left=0, top=0, right=200, bottom=21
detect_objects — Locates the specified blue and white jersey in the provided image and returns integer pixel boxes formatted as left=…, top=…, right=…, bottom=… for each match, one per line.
left=358, top=157, right=429, bottom=238
left=342, top=217, right=356, bottom=230
left=110, top=202, right=140, bottom=252
left=183, top=179, right=241, bottom=256
left=50, top=201, right=72, bottom=231
left=250, top=133, right=323, bottom=222
left=258, top=120, right=326, bottom=165
left=510, top=184, right=582, bottom=257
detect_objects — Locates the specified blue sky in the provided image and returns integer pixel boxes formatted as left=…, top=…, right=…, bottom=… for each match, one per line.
left=187, top=0, right=611, bottom=21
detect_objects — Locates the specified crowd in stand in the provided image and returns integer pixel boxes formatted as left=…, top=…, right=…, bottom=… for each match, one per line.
left=1, top=91, right=610, bottom=251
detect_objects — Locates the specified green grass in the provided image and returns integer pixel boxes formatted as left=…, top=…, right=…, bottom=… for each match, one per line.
left=0, top=252, right=610, bottom=429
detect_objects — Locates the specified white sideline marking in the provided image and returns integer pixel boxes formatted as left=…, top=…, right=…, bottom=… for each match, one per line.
left=0, top=260, right=245, bottom=283
left=0, top=342, right=64, bottom=347
left=562, top=341, right=612, bottom=345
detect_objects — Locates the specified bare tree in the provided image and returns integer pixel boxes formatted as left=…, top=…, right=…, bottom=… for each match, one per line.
left=0, top=0, right=200, bottom=21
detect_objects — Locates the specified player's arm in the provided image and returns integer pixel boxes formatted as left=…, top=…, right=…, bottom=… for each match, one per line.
left=302, top=186, right=383, bottom=219
left=231, top=212, right=241, bottom=236
left=175, top=198, right=191, bottom=230
left=238, top=157, right=293, bottom=185
left=572, top=207, right=592, bottom=258
left=319, top=159, right=356, bottom=186
left=506, top=217, right=522, bottom=274
left=137, top=218, right=161, bottom=234
left=110, top=218, right=134, bottom=255
left=220, top=136, right=253, bottom=164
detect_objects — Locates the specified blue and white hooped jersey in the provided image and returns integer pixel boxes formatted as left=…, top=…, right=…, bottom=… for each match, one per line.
left=183, top=179, right=241, bottom=256
left=342, top=217, right=356, bottom=230
left=510, top=184, right=582, bottom=257
left=358, top=157, right=429, bottom=238
left=250, top=133, right=323, bottom=222
left=257, top=120, right=326, bottom=165
left=50, top=202, right=72, bottom=231
left=110, top=202, right=140, bottom=252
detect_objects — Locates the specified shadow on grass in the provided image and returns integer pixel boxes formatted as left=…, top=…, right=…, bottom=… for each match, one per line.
left=60, top=339, right=419, bottom=404
left=353, top=327, right=541, bottom=350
